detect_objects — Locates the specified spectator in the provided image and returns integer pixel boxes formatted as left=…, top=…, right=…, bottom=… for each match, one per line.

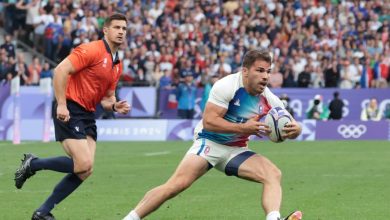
left=179, top=59, right=195, bottom=79
left=212, top=53, right=231, bottom=76
left=307, top=94, right=328, bottom=120
left=43, top=0, right=55, bottom=14
left=28, top=57, right=42, bottom=85
left=176, top=72, right=196, bottom=119
left=328, top=91, right=345, bottom=120
left=297, top=65, right=311, bottom=87
left=340, top=59, right=360, bottom=89
left=310, top=66, right=324, bottom=88
left=281, top=63, right=296, bottom=87
left=361, top=98, right=382, bottom=121
left=146, top=43, right=161, bottom=59
left=56, top=33, right=72, bottom=62
left=280, top=93, right=294, bottom=118
left=12, top=0, right=28, bottom=39
left=230, top=53, right=242, bottom=73
left=0, top=49, right=10, bottom=82
left=9, top=53, right=29, bottom=85
left=132, top=68, right=149, bottom=87
left=19, top=0, right=41, bottom=46
left=0, top=34, right=16, bottom=58
left=220, top=36, right=235, bottom=57
left=324, top=59, right=340, bottom=88
left=268, top=66, right=283, bottom=88
left=3, top=0, right=389, bottom=90
left=200, top=74, right=219, bottom=112
left=39, top=62, right=52, bottom=79
left=148, top=2, right=163, bottom=25
left=384, top=103, right=390, bottom=120
left=159, top=69, right=172, bottom=89
left=151, top=64, right=164, bottom=86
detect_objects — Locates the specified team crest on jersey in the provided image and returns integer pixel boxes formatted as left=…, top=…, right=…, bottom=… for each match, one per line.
left=204, top=146, right=210, bottom=155
left=258, top=104, right=263, bottom=114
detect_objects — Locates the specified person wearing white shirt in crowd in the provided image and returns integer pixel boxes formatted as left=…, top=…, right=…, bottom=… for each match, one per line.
left=361, top=98, right=382, bottom=121
left=340, top=59, right=360, bottom=89
left=148, top=3, right=163, bottom=25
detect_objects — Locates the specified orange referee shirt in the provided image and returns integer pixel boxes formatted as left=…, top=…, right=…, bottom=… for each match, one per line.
left=66, top=39, right=122, bottom=112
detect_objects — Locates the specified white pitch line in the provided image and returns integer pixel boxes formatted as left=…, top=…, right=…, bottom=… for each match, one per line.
left=321, top=174, right=384, bottom=178
left=0, top=142, right=35, bottom=146
left=144, top=151, right=170, bottom=156
left=6, top=190, right=52, bottom=194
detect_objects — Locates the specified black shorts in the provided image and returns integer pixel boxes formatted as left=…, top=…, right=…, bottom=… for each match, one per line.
left=53, top=100, right=97, bottom=142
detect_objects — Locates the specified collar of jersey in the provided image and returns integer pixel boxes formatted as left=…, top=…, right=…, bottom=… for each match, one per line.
left=102, top=38, right=120, bottom=65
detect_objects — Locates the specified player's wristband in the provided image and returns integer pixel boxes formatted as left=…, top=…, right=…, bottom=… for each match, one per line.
left=112, top=103, right=117, bottom=112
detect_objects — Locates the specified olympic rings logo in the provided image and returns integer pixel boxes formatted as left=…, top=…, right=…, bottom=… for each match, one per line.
left=337, top=124, right=367, bottom=138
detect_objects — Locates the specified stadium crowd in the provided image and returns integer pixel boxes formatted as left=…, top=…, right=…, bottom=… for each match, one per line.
left=0, top=0, right=389, bottom=89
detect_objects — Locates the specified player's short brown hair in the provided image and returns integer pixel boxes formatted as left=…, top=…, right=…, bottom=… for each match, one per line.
left=242, top=49, right=272, bottom=69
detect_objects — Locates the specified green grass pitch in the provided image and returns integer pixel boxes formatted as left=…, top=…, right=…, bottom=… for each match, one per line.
left=1, top=140, right=389, bottom=219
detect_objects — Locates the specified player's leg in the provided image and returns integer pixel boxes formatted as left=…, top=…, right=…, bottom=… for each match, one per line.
left=123, top=138, right=219, bottom=220
left=235, top=153, right=301, bottom=220
left=124, top=154, right=210, bottom=220
left=236, top=154, right=283, bottom=220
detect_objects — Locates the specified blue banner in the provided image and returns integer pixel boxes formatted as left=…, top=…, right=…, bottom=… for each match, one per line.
left=159, top=88, right=390, bottom=121
left=0, top=86, right=157, bottom=120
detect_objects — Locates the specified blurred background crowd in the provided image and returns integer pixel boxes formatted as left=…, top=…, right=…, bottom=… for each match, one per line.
left=0, top=0, right=389, bottom=90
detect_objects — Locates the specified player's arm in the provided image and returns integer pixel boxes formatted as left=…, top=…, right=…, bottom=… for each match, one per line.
left=100, top=90, right=130, bottom=115
left=282, top=117, right=301, bottom=139
left=279, top=109, right=301, bottom=139
left=265, top=88, right=302, bottom=139
left=53, top=58, right=75, bottom=122
left=203, top=102, right=269, bottom=135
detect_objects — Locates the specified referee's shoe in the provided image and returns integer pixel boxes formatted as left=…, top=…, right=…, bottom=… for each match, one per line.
left=14, top=153, right=37, bottom=189
left=32, top=211, right=56, bottom=220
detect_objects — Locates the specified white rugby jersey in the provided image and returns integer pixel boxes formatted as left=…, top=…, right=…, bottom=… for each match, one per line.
left=195, top=72, right=284, bottom=147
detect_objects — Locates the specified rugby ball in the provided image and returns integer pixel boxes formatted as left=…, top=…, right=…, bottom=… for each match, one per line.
left=264, top=107, right=292, bottom=143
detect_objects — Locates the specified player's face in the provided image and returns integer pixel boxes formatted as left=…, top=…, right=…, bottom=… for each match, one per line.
left=104, top=20, right=127, bottom=45
left=244, top=59, right=271, bottom=95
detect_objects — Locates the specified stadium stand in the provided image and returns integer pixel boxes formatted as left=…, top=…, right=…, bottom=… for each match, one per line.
left=0, top=0, right=388, bottom=89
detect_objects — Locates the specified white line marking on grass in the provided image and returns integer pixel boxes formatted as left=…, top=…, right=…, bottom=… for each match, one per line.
left=144, top=151, right=170, bottom=156
left=0, top=142, right=34, bottom=146
left=0, top=190, right=52, bottom=194
left=17, top=142, right=35, bottom=145
left=322, top=174, right=384, bottom=178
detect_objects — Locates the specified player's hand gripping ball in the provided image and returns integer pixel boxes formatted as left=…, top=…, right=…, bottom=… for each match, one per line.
left=264, top=107, right=292, bottom=143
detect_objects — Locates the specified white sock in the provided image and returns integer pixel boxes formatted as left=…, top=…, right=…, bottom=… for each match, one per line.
left=266, top=211, right=281, bottom=220
left=123, top=210, right=141, bottom=220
